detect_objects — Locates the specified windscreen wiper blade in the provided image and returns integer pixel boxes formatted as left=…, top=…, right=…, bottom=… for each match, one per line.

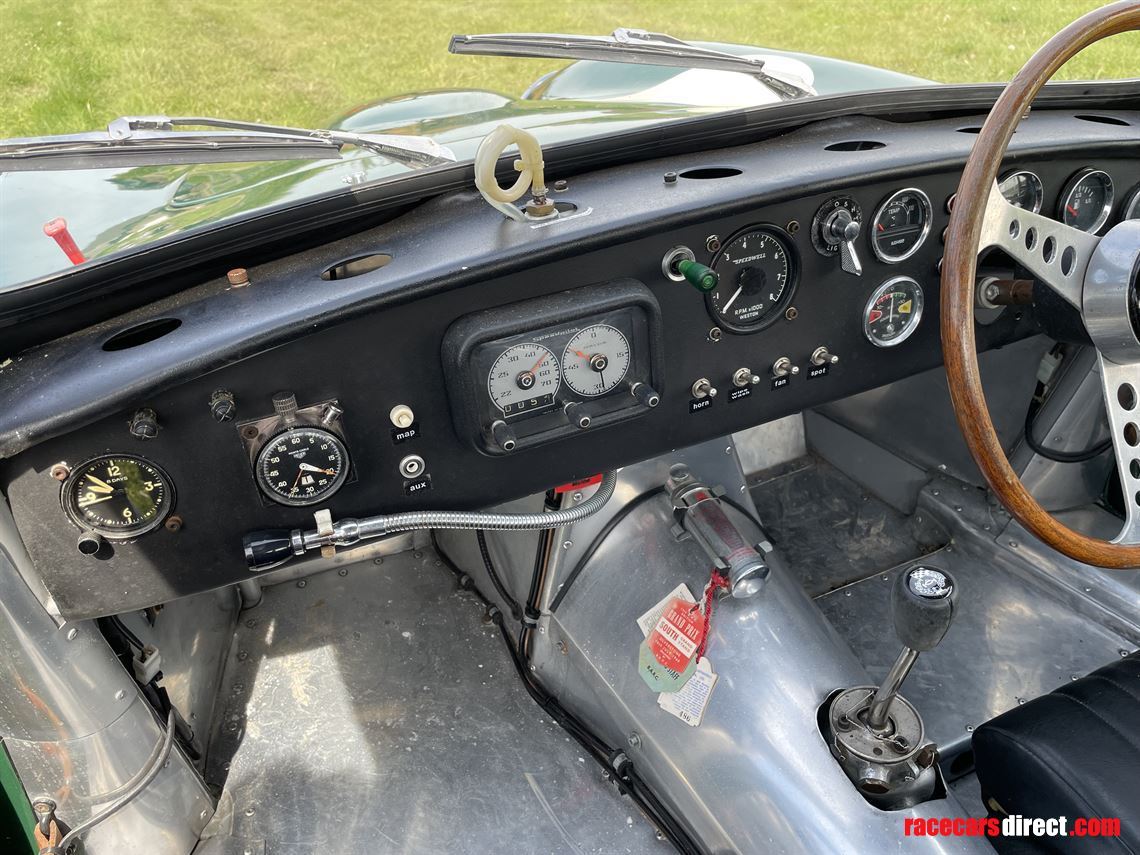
left=450, top=28, right=816, bottom=99
left=0, top=115, right=456, bottom=172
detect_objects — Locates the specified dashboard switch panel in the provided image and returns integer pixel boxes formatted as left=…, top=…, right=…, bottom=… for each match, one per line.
left=442, top=280, right=663, bottom=454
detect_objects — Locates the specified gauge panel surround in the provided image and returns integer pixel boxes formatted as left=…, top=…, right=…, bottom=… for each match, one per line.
left=443, top=280, right=663, bottom=454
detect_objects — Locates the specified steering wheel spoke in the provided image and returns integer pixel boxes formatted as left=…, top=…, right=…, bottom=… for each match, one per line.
left=1098, top=356, right=1140, bottom=544
left=979, top=182, right=1100, bottom=311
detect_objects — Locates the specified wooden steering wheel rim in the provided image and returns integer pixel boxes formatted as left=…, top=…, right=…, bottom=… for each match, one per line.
left=941, top=0, right=1140, bottom=568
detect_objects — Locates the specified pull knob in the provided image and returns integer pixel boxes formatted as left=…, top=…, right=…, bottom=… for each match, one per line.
left=563, top=401, right=591, bottom=429
left=811, top=346, right=840, bottom=366
left=77, top=530, right=104, bottom=556
left=490, top=419, right=517, bottom=451
left=771, top=357, right=799, bottom=379
left=272, top=391, right=299, bottom=425
left=677, top=259, right=720, bottom=293
left=690, top=378, right=718, bottom=399
left=128, top=408, right=159, bottom=440
left=630, top=382, right=661, bottom=408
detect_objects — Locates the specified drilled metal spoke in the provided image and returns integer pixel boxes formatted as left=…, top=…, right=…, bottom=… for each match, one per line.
left=1097, top=356, right=1140, bottom=544
left=979, top=182, right=1101, bottom=311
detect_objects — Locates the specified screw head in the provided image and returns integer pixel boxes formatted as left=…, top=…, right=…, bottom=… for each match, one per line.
left=784, top=306, right=798, bottom=321
left=50, top=463, right=71, bottom=482
left=705, top=235, right=721, bottom=252
left=787, top=220, right=801, bottom=234
left=627, top=732, right=642, bottom=748
left=708, top=327, right=722, bottom=342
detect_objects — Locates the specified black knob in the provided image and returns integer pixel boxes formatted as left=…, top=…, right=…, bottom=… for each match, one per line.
left=209, top=390, right=237, bottom=422
left=892, top=566, right=958, bottom=652
left=128, top=408, right=159, bottom=440
left=77, top=530, right=104, bottom=556
left=243, top=529, right=297, bottom=572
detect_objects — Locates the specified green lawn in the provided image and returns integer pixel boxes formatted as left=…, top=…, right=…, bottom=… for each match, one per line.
left=1, top=0, right=1138, bottom=138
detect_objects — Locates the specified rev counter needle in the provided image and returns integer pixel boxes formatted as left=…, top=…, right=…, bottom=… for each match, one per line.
left=721, top=285, right=744, bottom=313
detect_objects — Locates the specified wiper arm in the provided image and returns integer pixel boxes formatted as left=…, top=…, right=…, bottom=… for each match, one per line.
left=450, top=28, right=816, bottom=100
left=0, top=115, right=455, bottom=172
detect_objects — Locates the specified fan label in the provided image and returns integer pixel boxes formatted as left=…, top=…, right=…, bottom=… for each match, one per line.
left=771, top=376, right=790, bottom=390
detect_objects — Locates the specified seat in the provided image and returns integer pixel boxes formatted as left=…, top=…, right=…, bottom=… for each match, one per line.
left=972, top=652, right=1140, bottom=853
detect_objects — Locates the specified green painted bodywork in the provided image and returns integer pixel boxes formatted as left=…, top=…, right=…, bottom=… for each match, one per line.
left=0, top=43, right=929, bottom=291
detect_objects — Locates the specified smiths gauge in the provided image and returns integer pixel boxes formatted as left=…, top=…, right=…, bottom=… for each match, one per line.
left=864, top=277, right=924, bottom=347
left=62, top=455, right=174, bottom=539
left=487, top=343, right=560, bottom=416
left=1058, top=168, right=1114, bottom=233
left=706, top=227, right=797, bottom=333
left=871, top=189, right=933, bottom=263
left=251, top=394, right=351, bottom=507
left=562, top=325, right=630, bottom=397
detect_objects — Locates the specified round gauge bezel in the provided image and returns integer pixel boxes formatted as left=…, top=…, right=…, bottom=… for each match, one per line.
left=863, top=276, right=925, bottom=348
left=998, top=170, right=1044, bottom=214
left=1122, top=183, right=1140, bottom=221
left=705, top=225, right=799, bottom=335
left=255, top=426, right=351, bottom=507
left=1057, top=168, right=1114, bottom=234
left=486, top=342, right=561, bottom=415
left=871, top=188, right=934, bottom=264
left=61, top=454, right=175, bottom=540
left=561, top=324, right=631, bottom=397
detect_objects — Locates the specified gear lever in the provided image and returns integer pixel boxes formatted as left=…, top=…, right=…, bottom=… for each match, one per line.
left=866, top=566, right=958, bottom=733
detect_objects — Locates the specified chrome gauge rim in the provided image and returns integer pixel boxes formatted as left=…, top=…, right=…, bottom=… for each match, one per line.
left=863, top=276, right=924, bottom=348
left=62, top=454, right=175, bottom=539
left=997, top=170, right=1044, bottom=214
left=871, top=188, right=933, bottom=263
left=255, top=426, right=350, bottom=507
left=1057, top=168, right=1114, bottom=234
left=1123, top=183, right=1140, bottom=221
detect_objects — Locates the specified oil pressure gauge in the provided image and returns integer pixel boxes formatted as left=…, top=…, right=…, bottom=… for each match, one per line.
left=863, top=276, right=924, bottom=347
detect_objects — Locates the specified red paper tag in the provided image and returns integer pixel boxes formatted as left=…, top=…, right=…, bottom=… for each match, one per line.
left=648, top=597, right=705, bottom=672
left=553, top=474, right=604, bottom=494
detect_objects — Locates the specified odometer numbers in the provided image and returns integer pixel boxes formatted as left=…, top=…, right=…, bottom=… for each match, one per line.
left=256, top=426, right=349, bottom=507
left=706, top=227, right=796, bottom=333
left=62, top=455, right=174, bottom=538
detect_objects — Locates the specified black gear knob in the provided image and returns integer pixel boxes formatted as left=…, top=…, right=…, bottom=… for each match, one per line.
left=892, top=565, right=958, bottom=652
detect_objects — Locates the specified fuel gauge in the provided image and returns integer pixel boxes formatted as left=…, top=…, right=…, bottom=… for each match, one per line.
left=1058, top=168, right=1114, bottom=233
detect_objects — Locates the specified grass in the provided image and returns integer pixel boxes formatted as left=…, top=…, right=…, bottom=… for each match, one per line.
left=1, top=0, right=1138, bottom=138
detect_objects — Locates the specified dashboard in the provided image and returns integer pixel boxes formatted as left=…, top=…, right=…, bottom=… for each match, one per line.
left=2, top=107, right=1139, bottom=618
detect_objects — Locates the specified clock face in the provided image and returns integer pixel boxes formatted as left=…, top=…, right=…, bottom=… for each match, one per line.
left=63, top=455, right=174, bottom=538
left=255, top=426, right=350, bottom=506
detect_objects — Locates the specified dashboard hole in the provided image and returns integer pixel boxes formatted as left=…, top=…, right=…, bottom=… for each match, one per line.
left=1120, top=384, right=1137, bottom=411
left=824, top=140, right=885, bottom=152
left=1061, top=246, right=1076, bottom=276
left=1125, top=422, right=1139, bottom=447
left=1024, top=228, right=1038, bottom=251
left=1042, top=236, right=1056, bottom=264
left=102, top=318, right=182, bottom=352
left=1075, top=113, right=1130, bottom=127
left=321, top=253, right=392, bottom=281
left=1131, top=459, right=1140, bottom=479
left=1008, top=220, right=1020, bottom=239
left=679, top=167, right=742, bottom=180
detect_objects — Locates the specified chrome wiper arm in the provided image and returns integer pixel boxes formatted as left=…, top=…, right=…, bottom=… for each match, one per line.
left=108, top=116, right=456, bottom=168
left=450, top=28, right=816, bottom=99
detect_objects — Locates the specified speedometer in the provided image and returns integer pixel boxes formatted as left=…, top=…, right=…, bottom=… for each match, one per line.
left=487, top=343, right=560, bottom=417
left=705, top=227, right=796, bottom=334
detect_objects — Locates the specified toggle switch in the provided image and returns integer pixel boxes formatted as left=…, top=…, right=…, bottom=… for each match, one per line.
left=770, top=357, right=799, bottom=379
left=810, top=346, right=840, bottom=366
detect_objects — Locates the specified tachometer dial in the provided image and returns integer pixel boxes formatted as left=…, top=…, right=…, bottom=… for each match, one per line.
left=1058, top=169, right=1114, bottom=233
left=256, top=427, right=349, bottom=506
left=863, top=277, right=924, bottom=348
left=706, top=227, right=796, bottom=334
left=871, top=189, right=932, bottom=263
left=999, top=170, right=1044, bottom=213
left=62, top=455, right=174, bottom=538
left=487, top=343, right=560, bottom=416
left=562, top=324, right=630, bottom=397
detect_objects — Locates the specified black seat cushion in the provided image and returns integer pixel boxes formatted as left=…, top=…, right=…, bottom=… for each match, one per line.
left=973, top=652, right=1140, bottom=853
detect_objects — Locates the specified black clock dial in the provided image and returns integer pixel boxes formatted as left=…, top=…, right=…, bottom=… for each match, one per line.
left=63, top=455, right=173, bottom=538
left=256, top=426, right=349, bottom=506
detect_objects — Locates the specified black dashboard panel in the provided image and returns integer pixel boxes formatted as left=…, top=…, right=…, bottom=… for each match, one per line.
left=3, top=108, right=1139, bottom=617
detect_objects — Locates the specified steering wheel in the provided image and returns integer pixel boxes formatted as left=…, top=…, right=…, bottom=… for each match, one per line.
left=942, top=0, right=1140, bottom=568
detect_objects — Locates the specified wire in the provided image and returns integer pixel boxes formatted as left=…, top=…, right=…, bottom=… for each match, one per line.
left=549, top=488, right=665, bottom=613
left=476, top=529, right=523, bottom=622
left=1024, top=400, right=1112, bottom=463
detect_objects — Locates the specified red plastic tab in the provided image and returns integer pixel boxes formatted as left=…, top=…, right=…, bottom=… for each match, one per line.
left=648, top=597, right=704, bottom=673
left=553, top=474, right=603, bottom=494
left=43, top=218, right=86, bottom=265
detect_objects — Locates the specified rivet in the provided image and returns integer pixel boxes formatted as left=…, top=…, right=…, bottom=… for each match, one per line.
left=338, top=568, right=348, bottom=577
left=413, top=551, right=423, bottom=559
left=705, top=235, right=721, bottom=253
left=965, top=725, right=974, bottom=733
left=708, top=327, right=722, bottom=342
left=784, top=307, right=798, bottom=321
left=246, top=619, right=257, bottom=628
left=114, top=689, right=126, bottom=701
left=1009, top=540, right=1018, bottom=549
left=66, top=628, right=78, bottom=641
left=787, top=220, right=800, bottom=234
left=373, top=558, right=384, bottom=565
left=725, top=446, right=732, bottom=455
left=627, top=732, right=642, bottom=748
left=49, top=462, right=71, bottom=482
left=297, top=580, right=307, bottom=588
left=562, top=541, right=573, bottom=550
left=1070, top=674, right=1079, bottom=681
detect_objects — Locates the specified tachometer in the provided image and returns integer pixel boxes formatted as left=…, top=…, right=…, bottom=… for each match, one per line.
left=998, top=170, right=1044, bottom=213
left=1058, top=168, right=1113, bottom=233
left=63, top=455, right=174, bottom=538
left=256, top=427, right=350, bottom=506
left=706, top=227, right=796, bottom=334
left=562, top=324, right=630, bottom=397
left=863, top=277, right=924, bottom=348
left=487, top=342, right=560, bottom=416
left=871, top=189, right=932, bottom=263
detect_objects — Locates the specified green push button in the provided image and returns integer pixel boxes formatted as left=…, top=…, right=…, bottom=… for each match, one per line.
left=677, top=259, right=719, bottom=293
